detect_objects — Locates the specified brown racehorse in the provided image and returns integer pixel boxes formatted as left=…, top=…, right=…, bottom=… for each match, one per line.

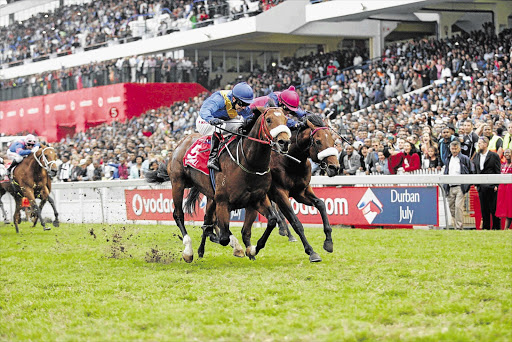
left=10, top=145, right=59, bottom=233
left=198, top=114, right=340, bottom=262
left=147, top=107, right=291, bottom=262
left=0, top=177, right=60, bottom=227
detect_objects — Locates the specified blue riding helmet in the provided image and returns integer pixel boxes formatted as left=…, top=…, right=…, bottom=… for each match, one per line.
left=232, top=82, right=254, bottom=105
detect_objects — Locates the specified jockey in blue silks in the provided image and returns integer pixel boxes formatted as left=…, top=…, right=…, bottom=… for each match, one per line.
left=250, top=86, right=307, bottom=129
left=6, top=134, right=41, bottom=178
left=196, top=82, right=255, bottom=171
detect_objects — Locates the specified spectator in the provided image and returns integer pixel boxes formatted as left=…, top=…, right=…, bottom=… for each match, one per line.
left=496, top=149, right=512, bottom=229
left=371, top=151, right=390, bottom=175
left=422, top=146, right=441, bottom=171
left=438, top=127, right=456, bottom=166
left=460, top=120, right=479, bottom=159
left=58, top=152, right=72, bottom=182
left=474, top=136, right=502, bottom=230
left=341, top=145, right=360, bottom=175
left=443, top=141, right=472, bottom=230
left=388, top=141, right=420, bottom=173
left=129, top=155, right=145, bottom=179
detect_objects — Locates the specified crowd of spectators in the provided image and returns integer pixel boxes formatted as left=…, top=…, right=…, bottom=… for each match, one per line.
left=1, top=23, right=511, bottom=184
left=0, top=0, right=281, bottom=67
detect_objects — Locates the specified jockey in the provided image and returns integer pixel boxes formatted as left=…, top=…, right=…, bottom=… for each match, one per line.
left=6, top=134, right=41, bottom=178
left=196, top=82, right=254, bottom=171
left=250, top=86, right=306, bottom=129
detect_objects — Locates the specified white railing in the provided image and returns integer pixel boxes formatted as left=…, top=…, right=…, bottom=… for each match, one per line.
left=1, top=174, right=510, bottom=228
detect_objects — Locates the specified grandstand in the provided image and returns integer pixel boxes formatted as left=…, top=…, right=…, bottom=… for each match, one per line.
left=0, top=0, right=511, bottom=176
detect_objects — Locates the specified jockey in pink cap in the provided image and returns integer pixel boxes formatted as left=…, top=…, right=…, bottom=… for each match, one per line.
left=250, top=86, right=307, bottom=129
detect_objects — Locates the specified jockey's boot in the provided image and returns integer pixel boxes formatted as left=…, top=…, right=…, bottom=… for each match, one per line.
left=207, top=133, right=221, bottom=172
left=6, top=160, right=19, bottom=179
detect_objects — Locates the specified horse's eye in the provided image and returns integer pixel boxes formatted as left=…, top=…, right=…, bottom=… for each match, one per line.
left=266, top=118, right=272, bottom=124
left=315, top=140, right=322, bottom=145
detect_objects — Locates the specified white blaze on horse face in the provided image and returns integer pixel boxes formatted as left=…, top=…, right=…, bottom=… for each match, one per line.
left=269, top=125, right=291, bottom=139
left=317, top=147, right=338, bottom=161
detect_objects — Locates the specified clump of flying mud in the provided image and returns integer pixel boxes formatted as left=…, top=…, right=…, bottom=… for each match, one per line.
left=103, top=226, right=133, bottom=259
left=145, top=245, right=178, bottom=264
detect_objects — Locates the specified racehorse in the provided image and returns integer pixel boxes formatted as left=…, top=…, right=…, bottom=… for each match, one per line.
left=0, top=177, right=60, bottom=227
left=199, top=114, right=340, bottom=262
left=147, top=107, right=291, bottom=262
left=9, top=145, right=59, bottom=233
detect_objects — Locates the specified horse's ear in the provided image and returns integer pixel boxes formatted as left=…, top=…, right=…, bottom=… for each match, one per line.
left=306, top=119, right=315, bottom=129
left=267, top=97, right=277, bottom=107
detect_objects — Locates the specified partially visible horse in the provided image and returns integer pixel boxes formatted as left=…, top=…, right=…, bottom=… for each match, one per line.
left=0, top=177, right=60, bottom=227
left=200, top=114, right=340, bottom=262
left=147, top=107, right=291, bottom=262
left=9, top=145, right=59, bottom=233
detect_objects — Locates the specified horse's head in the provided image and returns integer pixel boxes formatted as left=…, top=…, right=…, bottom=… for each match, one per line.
left=252, top=107, right=291, bottom=154
left=301, top=115, right=340, bottom=177
left=34, top=145, right=59, bottom=177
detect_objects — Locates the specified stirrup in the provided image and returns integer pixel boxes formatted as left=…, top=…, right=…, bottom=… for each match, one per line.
left=207, top=159, right=221, bottom=171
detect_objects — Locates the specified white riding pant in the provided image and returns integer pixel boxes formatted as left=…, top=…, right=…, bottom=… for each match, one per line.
left=6, top=150, right=23, bottom=163
left=0, top=164, right=6, bottom=177
left=196, top=116, right=243, bottom=136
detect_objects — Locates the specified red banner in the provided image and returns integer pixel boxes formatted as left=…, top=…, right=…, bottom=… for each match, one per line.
left=0, top=83, right=208, bottom=142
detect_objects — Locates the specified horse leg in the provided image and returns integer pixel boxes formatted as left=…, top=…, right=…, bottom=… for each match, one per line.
left=48, top=196, right=59, bottom=227
left=0, top=200, right=8, bottom=223
left=241, top=208, right=258, bottom=260
left=274, top=202, right=297, bottom=242
left=198, top=199, right=217, bottom=258
left=216, top=202, right=244, bottom=258
left=32, top=198, right=46, bottom=227
left=172, top=184, right=193, bottom=263
left=296, top=186, right=333, bottom=253
left=274, top=190, right=321, bottom=262
left=252, top=196, right=280, bottom=257
left=13, top=197, right=22, bottom=233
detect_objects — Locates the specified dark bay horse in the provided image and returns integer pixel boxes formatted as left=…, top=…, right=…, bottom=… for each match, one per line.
left=148, top=107, right=291, bottom=262
left=200, top=114, right=340, bottom=262
left=10, top=145, right=59, bottom=233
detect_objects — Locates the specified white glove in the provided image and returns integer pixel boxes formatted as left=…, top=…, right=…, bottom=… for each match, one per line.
left=0, top=157, right=3, bottom=164
left=31, top=146, right=39, bottom=153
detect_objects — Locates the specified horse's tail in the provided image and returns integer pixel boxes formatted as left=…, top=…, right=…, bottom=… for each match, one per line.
left=184, top=186, right=201, bottom=214
left=145, top=161, right=170, bottom=184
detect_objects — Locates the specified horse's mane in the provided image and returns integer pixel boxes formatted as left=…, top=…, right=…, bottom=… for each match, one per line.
left=305, top=114, right=326, bottom=128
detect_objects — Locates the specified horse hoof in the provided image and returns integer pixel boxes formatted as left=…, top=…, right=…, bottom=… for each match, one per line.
left=43, top=227, right=51, bottom=231
left=53, top=221, right=60, bottom=227
left=209, top=235, right=219, bottom=244
left=219, top=237, right=230, bottom=247
left=233, top=248, right=245, bottom=258
left=246, top=246, right=256, bottom=257
left=278, top=228, right=287, bottom=237
left=4, top=220, right=9, bottom=224
left=288, top=235, right=298, bottom=242
left=323, top=240, right=333, bottom=253
left=248, top=255, right=256, bottom=261
left=182, top=254, right=193, bottom=263
left=309, top=252, right=322, bottom=263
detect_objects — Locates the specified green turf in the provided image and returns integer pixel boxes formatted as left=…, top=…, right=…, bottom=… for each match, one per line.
left=1, top=223, right=511, bottom=341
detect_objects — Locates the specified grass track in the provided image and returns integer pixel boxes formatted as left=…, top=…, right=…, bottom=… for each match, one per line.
left=1, top=223, right=511, bottom=341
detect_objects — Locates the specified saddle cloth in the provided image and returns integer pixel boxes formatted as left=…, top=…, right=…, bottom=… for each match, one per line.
left=183, top=136, right=237, bottom=175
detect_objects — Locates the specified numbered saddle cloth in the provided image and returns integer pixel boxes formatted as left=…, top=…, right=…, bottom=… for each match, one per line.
left=183, top=136, right=237, bottom=175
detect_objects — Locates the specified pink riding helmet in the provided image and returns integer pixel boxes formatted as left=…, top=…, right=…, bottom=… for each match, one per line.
left=278, top=86, right=300, bottom=111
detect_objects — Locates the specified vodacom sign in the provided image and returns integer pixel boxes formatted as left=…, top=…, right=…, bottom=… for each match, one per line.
left=125, top=189, right=204, bottom=221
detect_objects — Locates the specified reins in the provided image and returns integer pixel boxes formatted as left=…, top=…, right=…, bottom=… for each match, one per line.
left=33, top=147, right=58, bottom=172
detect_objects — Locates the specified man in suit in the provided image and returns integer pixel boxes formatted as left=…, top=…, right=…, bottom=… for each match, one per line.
left=443, top=141, right=473, bottom=230
left=474, top=136, right=501, bottom=230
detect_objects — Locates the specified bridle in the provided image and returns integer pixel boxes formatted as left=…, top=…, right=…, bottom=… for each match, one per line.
left=296, top=125, right=338, bottom=170
left=225, top=107, right=291, bottom=175
left=34, top=147, right=58, bottom=173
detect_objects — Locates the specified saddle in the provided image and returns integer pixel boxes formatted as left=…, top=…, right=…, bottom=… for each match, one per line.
left=183, top=135, right=237, bottom=175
